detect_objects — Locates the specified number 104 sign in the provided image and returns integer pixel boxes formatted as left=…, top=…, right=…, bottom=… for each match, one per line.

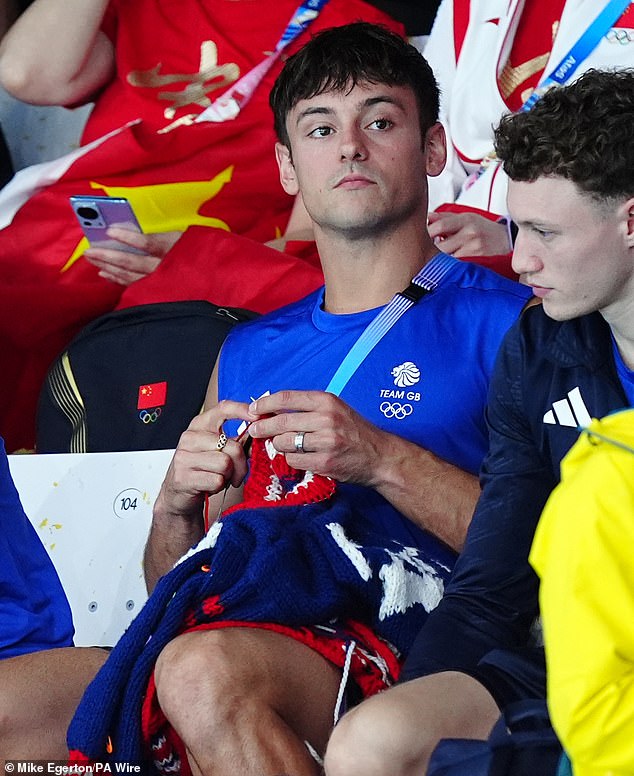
left=9, top=448, right=174, bottom=647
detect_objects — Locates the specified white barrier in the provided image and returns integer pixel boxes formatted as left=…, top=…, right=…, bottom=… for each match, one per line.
left=8, top=449, right=173, bottom=647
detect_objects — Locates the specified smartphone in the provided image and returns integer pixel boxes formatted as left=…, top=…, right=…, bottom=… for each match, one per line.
left=69, top=195, right=144, bottom=253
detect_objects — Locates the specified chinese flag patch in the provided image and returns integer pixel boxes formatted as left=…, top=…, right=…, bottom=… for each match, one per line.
left=137, top=381, right=168, bottom=410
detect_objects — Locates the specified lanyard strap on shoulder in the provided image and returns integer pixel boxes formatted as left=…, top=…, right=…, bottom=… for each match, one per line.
left=326, top=253, right=456, bottom=397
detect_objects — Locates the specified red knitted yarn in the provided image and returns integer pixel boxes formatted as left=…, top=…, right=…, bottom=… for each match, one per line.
left=225, top=436, right=336, bottom=514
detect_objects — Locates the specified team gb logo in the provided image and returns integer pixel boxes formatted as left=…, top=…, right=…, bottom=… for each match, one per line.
left=391, top=361, right=421, bottom=387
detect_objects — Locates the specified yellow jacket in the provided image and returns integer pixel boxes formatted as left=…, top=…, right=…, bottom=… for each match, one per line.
left=530, top=410, right=634, bottom=776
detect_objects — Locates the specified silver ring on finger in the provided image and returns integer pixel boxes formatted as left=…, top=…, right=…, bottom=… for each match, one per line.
left=216, top=432, right=228, bottom=451
left=294, top=431, right=306, bottom=453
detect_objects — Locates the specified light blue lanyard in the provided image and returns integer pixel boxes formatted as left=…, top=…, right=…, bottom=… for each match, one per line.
left=522, top=0, right=631, bottom=111
left=325, top=253, right=456, bottom=397
left=277, top=0, right=331, bottom=52
left=469, top=0, right=630, bottom=182
left=197, top=0, right=330, bottom=122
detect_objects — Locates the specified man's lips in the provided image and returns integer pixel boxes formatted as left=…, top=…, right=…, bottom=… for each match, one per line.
left=529, top=284, right=552, bottom=298
left=334, top=174, right=375, bottom=189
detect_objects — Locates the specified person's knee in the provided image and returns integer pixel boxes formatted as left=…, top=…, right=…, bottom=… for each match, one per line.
left=325, top=703, right=382, bottom=775
left=325, top=673, right=495, bottom=776
left=0, top=647, right=106, bottom=759
left=325, top=694, right=426, bottom=776
left=154, top=630, right=259, bottom=730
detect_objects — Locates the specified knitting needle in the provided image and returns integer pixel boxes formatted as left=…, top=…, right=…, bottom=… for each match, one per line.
left=203, top=423, right=253, bottom=533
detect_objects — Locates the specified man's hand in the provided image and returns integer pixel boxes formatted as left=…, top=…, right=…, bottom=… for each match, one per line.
left=145, top=399, right=258, bottom=591
left=427, top=211, right=511, bottom=257
left=154, top=400, right=257, bottom=525
left=247, top=390, right=386, bottom=487
left=248, top=389, right=480, bottom=551
left=84, top=227, right=182, bottom=285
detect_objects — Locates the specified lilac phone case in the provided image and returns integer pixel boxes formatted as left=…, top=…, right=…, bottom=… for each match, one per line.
left=69, top=195, right=144, bottom=253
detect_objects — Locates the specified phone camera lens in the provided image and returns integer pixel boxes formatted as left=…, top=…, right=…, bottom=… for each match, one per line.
left=76, top=206, right=99, bottom=220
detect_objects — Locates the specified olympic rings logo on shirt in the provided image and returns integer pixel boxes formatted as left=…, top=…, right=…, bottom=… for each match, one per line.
left=379, top=402, right=413, bottom=419
left=606, top=29, right=633, bottom=45
left=139, top=408, right=162, bottom=424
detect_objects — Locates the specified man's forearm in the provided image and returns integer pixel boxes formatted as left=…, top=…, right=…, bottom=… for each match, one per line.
left=144, top=481, right=244, bottom=593
left=143, top=506, right=204, bottom=594
left=371, top=435, right=480, bottom=552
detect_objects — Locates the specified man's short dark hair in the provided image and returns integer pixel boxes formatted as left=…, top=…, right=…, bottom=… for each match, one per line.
left=270, top=22, right=439, bottom=148
left=494, top=69, right=634, bottom=205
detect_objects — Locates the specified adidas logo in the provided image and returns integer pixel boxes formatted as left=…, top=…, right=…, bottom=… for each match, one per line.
left=543, top=387, right=592, bottom=428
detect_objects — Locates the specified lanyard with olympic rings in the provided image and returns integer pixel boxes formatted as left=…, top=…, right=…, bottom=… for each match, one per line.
left=522, top=0, right=632, bottom=110
left=468, top=0, right=632, bottom=185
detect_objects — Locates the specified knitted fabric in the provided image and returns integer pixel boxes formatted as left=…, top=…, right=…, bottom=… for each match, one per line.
left=68, top=437, right=450, bottom=766
left=230, top=436, right=337, bottom=509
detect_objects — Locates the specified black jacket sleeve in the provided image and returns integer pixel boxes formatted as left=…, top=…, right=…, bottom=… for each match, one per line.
left=401, top=313, right=557, bottom=680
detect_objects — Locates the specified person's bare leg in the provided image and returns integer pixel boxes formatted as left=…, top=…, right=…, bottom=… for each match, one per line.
left=0, top=646, right=108, bottom=759
left=154, top=627, right=342, bottom=776
left=324, top=670, right=500, bottom=776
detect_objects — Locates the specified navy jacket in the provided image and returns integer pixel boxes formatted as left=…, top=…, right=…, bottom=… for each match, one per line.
left=402, top=306, right=628, bottom=700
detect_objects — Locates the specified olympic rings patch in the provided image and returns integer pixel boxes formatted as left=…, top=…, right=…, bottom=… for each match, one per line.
left=380, top=401, right=413, bottom=420
left=139, top=407, right=162, bottom=424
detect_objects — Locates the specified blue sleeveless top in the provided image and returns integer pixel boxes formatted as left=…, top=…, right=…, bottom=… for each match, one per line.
left=219, top=256, right=531, bottom=560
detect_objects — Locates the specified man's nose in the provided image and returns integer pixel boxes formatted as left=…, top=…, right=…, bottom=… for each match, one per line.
left=339, top=126, right=368, bottom=161
left=511, top=231, right=543, bottom=277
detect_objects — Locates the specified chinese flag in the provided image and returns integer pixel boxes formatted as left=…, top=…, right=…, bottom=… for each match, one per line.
left=137, top=382, right=168, bottom=410
left=0, top=0, right=402, bottom=452
left=118, top=227, right=323, bottom=313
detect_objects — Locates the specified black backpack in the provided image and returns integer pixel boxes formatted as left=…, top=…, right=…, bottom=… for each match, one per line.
left=36, top=301, right=257, bottom=453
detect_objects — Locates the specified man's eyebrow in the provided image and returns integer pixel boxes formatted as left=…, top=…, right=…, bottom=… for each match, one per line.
left=294, top=106, right=335, bottom=126
left=515, top=218, right=554, bottom=229
left=362, top=95, right=407, bottom=112
left=294, top=95, right=407, bottom=127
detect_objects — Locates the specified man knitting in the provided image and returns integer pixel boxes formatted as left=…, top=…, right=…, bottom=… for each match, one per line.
left=68, top=23, right=531, bottom=773
left=324, top=68, right=634, bottom=776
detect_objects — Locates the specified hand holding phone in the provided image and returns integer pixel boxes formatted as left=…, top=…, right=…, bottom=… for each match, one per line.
left=70, top=195, right=144, bottom=254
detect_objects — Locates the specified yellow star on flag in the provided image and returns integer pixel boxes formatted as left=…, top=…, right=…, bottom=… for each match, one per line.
left=62, top=166, right=234, bottom=272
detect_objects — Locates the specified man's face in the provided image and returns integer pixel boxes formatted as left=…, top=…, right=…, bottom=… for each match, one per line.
left=275, top=81, right=445, bottom=240
left=509, top=176, right=634, bottom=321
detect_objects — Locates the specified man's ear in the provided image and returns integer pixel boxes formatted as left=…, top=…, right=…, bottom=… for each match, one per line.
left=424, top=122, right=447, bottom=178
left=275, top=142, right=299, bottom=196
left=626, top=196, right=634, bottom=248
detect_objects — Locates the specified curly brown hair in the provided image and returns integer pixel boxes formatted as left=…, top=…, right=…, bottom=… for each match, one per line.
left=494, top=68, right=634, bottom=205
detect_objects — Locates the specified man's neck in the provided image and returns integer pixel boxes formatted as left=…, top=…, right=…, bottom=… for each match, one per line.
left=604, top=293, right=634, bottom=371
left=609, top=326, right=634, bottom=373
left=315, top=225, right=440, bottom=314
